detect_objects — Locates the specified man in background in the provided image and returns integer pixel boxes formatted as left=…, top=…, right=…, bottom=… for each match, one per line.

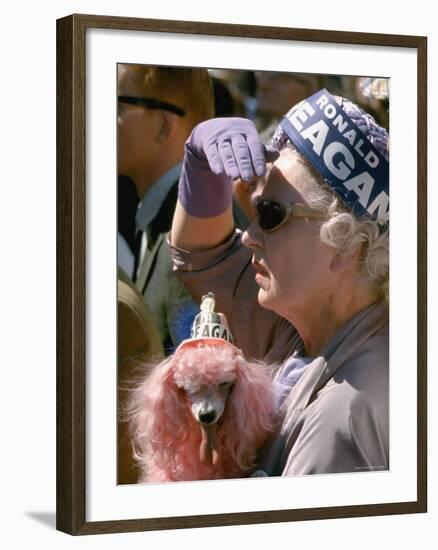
left=117, top=64, right=215, bottom=352
left=254, top=71, right=321, bottom=141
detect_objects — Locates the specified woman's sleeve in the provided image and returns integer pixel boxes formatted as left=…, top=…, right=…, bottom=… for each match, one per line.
left=280, top=385, right=389, bottom=475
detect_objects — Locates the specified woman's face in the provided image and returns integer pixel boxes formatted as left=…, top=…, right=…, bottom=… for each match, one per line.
left=242, top=151, right=337, bottom=319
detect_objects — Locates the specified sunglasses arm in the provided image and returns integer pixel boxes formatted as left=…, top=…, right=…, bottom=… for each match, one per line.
left=291, top=204, right=325, bottom=219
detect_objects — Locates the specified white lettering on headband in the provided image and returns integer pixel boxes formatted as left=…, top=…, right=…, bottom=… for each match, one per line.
left=279, top=89, right=389, bottom=226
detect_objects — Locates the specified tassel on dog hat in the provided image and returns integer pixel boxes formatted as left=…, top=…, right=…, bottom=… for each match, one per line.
left=176, top=292, right=240, bottom=354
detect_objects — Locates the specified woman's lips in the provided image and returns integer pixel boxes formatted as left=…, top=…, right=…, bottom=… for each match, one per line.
left=252, top=259, right=270, bottom=288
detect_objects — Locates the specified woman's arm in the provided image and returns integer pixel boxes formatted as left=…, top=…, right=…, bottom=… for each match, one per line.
left=170, top=199, right=234, bottom=252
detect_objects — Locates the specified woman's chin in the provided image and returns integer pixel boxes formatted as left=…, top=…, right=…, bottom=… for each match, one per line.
left=255, top=272, right=270, bottom=290
left=255, top=273, right=278, bottom=309
left=257, top=286, right=273, bottom=308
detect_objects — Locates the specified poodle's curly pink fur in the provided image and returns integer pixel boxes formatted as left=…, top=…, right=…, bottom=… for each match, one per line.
left=126, top=344, right=278, bottom=482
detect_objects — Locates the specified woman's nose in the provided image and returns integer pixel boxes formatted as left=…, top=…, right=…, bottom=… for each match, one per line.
left=242, top=219, right=263, bottom=250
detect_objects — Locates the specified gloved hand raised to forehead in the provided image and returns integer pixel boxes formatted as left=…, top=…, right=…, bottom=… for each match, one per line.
left=189, top=117, right=279, bottom=181
left=178, top=118, right=279, bottom=219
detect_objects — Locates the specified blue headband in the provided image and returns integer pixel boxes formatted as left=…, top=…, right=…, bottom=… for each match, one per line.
left=272, top=89, right=389, bottom=226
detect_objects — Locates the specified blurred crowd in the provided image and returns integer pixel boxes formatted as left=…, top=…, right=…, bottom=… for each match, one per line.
left=210, top=69, right=388, bottom=137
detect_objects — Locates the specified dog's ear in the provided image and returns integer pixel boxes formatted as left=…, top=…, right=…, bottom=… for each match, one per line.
left=127, top=356, right=191, bottom=469
left=222, top=358, right=277, bottom=471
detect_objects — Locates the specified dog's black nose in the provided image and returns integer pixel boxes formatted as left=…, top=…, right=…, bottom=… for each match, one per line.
left=199, top=411, right=216, bottom=425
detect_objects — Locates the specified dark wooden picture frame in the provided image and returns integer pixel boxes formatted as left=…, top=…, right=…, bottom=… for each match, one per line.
left=56, top=13, right=427, bottom=536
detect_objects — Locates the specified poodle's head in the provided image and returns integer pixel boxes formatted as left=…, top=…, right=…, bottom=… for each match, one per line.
left=128, top=341, right=277, bottom=479
left=171, top=342, right=277, bottom=470
left=173, top=343, right=238, bottom=426
left=172, top=343, right=240, bottom=466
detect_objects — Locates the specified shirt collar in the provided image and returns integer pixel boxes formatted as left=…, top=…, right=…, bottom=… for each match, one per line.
left=135, top=163, right=182, bottom=232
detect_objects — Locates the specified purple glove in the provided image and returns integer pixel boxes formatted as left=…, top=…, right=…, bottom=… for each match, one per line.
left=178, top=118, right=279, bottom=218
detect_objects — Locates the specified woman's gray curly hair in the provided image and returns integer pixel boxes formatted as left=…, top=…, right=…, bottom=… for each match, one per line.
left=276, top=97, right=389, bottom=304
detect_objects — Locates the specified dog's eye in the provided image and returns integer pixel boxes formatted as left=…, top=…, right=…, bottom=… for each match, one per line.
left=219, top=381, right=233, bottom=389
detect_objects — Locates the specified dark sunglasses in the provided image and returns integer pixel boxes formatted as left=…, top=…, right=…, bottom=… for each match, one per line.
left=118, top=95, right=186, bottom=117
left=253, top=196, right=325, bottom=232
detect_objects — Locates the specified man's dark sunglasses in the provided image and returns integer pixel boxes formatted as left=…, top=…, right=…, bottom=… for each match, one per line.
left=253, top=196, right=325, bottom=232
left=118, top=95, right=186, bottom=117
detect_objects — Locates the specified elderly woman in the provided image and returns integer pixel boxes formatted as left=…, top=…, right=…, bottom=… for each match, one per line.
left=169, top=89, right=389, bottom=476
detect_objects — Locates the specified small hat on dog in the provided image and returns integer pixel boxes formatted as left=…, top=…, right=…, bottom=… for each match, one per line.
left=176, top=292, right=240, bottom=353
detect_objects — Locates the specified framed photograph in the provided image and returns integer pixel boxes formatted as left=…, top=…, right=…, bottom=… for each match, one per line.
left=56, top=13, right=427, bottom=535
